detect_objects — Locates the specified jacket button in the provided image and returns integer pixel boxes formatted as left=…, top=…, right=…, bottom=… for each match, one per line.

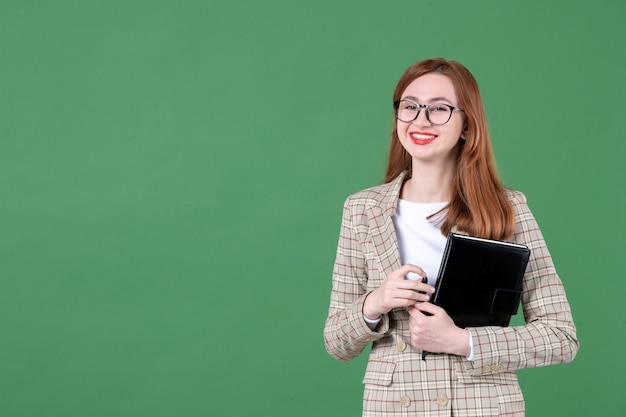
left=437, top=394, right=449, bottom=406
left=400, top=395, right=411, bottom=408
left=396, top=341, right=407, bottom=352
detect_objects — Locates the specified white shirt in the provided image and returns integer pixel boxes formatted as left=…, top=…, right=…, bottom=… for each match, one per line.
left=392, top=199, right=448, bottom=285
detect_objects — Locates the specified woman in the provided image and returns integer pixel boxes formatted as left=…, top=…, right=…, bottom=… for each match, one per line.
left=323, top=58, right=578, bottom=416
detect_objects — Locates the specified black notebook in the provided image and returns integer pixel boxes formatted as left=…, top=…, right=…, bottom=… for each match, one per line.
left=432, top=233, right=531, bottom=328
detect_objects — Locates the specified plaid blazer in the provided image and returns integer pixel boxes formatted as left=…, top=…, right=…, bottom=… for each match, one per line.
left=324, top=171, right=579, bottom=416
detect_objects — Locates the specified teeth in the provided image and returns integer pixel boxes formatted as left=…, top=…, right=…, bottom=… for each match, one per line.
left=411, top=133, right=436, bottom=140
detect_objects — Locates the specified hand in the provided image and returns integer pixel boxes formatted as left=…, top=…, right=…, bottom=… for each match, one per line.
left=407, top=302, right=470, bottom=357
left=363, top=264, right=435, bottom=320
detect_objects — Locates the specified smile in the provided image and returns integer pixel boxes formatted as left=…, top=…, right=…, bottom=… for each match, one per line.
left=410, top=132, right=437, bottom=144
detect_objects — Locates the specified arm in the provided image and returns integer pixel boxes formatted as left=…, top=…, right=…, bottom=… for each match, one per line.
left=323, top=197, right=387, bottom=362
left=461, top=192, right=579, bottom=376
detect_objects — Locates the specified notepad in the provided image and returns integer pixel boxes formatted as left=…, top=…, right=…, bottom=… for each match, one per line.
left=431, top=233, right=531, bottom=328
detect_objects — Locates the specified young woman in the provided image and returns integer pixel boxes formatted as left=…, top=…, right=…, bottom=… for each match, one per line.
left=323, top=58, right=578, bottom=416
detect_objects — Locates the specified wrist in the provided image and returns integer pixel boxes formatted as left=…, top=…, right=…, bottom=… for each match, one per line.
left=455, top=329, right=471, bottom=357
left=362, top=290, right=383, bottom=320
left=362, top=305, right=382, bottom=321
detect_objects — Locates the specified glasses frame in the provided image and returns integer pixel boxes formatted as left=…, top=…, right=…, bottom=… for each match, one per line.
left=393, top=99, right=464, bottom=125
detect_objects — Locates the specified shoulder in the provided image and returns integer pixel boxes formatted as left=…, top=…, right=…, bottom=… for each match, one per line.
left=344, top=172, right=406, bottom=210
left=504, top=188, right=540, bottom=238
left=504, top=187, right=528, bottom=208
left=347, top=182, right=396, bottom=205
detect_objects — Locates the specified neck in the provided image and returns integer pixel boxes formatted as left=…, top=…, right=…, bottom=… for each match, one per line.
left=402, top=160, right=455, bottom=203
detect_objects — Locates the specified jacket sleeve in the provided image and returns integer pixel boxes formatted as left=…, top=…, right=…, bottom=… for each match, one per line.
left=323, top=196, right=389, bottom=362
left=461, top=191, right=579, bottom=376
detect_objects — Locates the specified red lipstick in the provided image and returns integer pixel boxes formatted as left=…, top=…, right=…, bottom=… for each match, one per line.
left=409, top=131, right=437, bottom=145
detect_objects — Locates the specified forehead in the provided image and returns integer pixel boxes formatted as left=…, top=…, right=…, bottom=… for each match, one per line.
left=401, top=73, right=458, bottom=104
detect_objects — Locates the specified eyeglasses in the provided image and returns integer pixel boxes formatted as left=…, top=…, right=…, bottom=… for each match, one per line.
left=393, top=99, right=464, bottom=125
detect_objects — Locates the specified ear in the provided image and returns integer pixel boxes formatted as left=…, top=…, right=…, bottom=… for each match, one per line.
left=460, top=127, right=469, bottom=141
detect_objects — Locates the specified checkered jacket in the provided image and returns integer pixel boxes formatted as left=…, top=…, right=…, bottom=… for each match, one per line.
left=324, top=171, right=579, bottom=416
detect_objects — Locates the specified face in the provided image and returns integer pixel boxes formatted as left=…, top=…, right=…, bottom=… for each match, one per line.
left=396, top=73, right=465, bottom=166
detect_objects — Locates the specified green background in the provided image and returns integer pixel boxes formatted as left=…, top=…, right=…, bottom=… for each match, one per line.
left=1, top=0, right=624, bottom=416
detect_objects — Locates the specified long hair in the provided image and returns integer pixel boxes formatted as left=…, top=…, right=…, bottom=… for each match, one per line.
left=384, top=58, right=515, bottom=240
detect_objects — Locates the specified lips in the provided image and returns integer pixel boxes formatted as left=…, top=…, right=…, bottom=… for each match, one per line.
left=409, top=131, right=437, bottom=145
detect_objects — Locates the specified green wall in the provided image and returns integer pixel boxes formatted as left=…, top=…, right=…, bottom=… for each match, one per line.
left=1, top=1, right=624, bottom=416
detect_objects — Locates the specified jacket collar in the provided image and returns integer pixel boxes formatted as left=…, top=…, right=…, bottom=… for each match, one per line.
left=375, top=170, right=409, bottom=215
left=364, top=171, right=409, bottom=280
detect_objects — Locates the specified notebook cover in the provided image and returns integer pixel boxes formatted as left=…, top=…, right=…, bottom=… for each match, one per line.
left=431, top=233, right=531, bottom=328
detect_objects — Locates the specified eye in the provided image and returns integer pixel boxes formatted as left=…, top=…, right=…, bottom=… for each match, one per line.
left=401, top=101, right=417, bottom=110
left=430, top=104, right=449, bottom=113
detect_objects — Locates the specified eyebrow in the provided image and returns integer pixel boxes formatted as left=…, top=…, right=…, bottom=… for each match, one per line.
left=402, top=95, right=454, bottom=104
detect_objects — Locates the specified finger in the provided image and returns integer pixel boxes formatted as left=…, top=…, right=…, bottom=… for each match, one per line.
left=414, top=301, right=443, bottom=315
left=394, top=281, right=432, bottom=296
left=388, top=267, right=417, bottom=283
left=391, top=281, right=433, bottom=300
left=400, top=266, right=435, bottom=294
left=416, top=282, right=436, bottom=295
left=407, top=305, right=424, bottom=318
left=401, top=264, right=427, bottom=279
left=408, top=303, right=436, bottom=318
left=405, top=272, right=424, bottom=281
left=387, top=289, right=423, bottom=305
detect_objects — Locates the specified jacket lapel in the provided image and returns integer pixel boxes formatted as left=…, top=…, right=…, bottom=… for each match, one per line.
left=365, top=172, right=407, bottom=285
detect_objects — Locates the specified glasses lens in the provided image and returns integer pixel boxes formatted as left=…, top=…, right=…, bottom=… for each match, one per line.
left=426, top=103, right=452, bottom=125
left=396, top=100, right=419, bottom=122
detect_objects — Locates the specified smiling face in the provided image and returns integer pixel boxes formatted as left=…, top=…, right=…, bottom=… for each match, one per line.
left=396, top=73, right=465, bottom=167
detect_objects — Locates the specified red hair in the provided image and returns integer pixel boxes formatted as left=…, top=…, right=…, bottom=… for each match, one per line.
left=384, top=58, right=515, bottom=240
